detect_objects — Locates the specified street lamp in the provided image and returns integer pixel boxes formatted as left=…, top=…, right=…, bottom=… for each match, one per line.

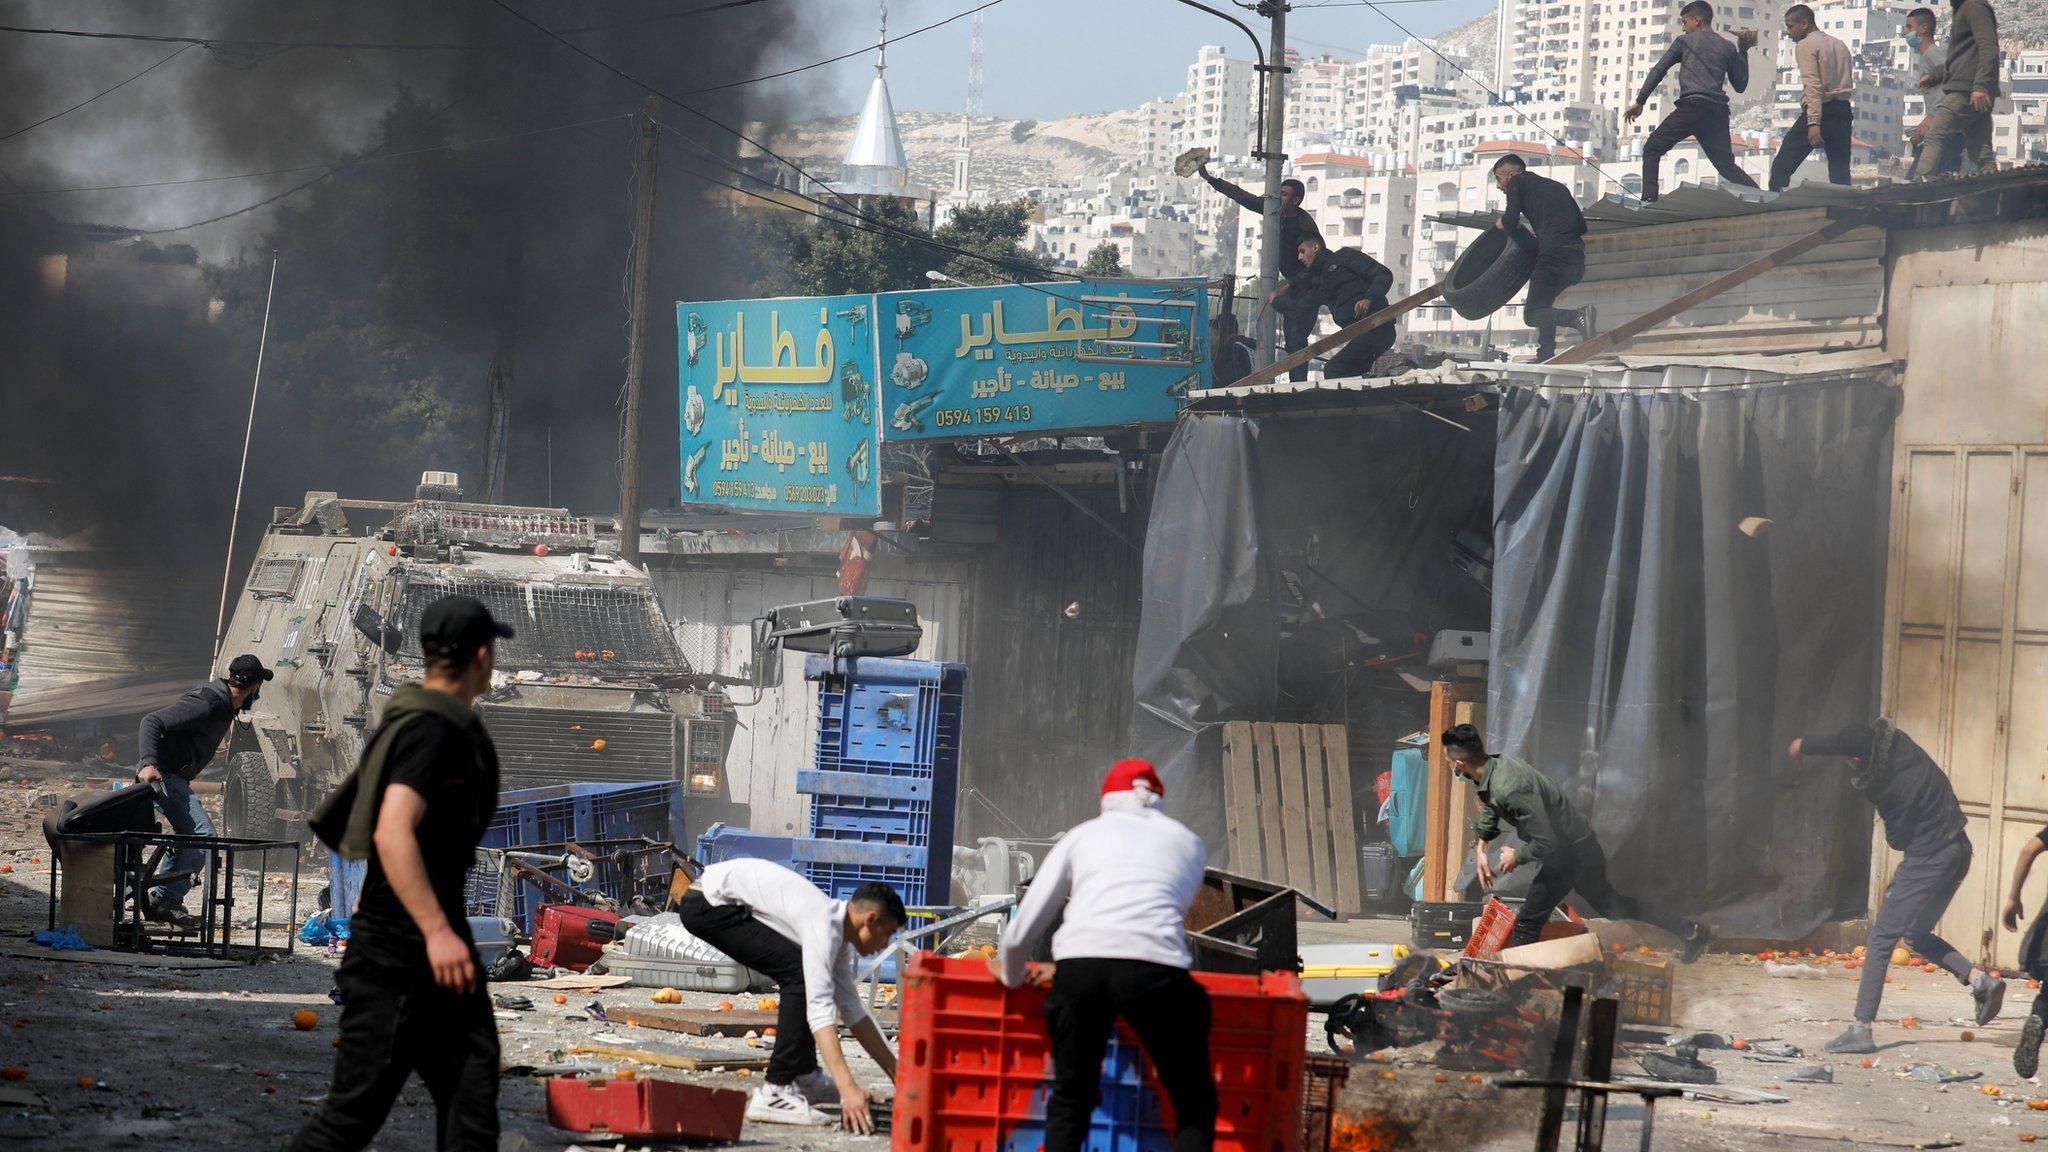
left=926, top=270, right=966, bottom=286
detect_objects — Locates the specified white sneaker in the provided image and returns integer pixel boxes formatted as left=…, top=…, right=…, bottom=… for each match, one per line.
left=746, top=1082, right=832, bottom=1126
left=794, top=1068, right=841, bottom=1105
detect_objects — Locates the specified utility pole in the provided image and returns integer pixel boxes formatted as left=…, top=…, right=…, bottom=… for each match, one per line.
left=620, top=94, right=659, bottom=566
left=1253, top=1, right=1289, bottom=365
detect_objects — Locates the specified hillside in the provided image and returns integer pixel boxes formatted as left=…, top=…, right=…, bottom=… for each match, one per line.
left=1436, top=10, right=1497, bottom=76
left=769, top=108, right=1138, bottom=194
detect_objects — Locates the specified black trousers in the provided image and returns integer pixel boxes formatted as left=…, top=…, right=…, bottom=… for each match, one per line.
left=1322, top=299, right=1396, bottom=380
left=289, top=952, right=499, bottom=1152
left=1642, top=97, right=1760, bottom=201
left=1046, top=958, right=1217, bottom=1152
left=1769, top=100, right=1854, bottom=191
left=1523, top=242, right=1586, bottom=361
left=678, top=890, right=816, bottom=1084
left=1280, top=292, right=1313, bottom=383
left=1506, top=838, right=1695, bottom=949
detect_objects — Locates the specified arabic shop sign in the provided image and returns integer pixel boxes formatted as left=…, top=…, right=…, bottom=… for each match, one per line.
left=677, top=293, right=880, bottom=515
left=876, top=279, right=1207, bottom=441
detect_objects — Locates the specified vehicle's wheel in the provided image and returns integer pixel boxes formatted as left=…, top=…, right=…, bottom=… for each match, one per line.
left=224, top=751, right=282, bottom=842
left=1441, top=227, right=1538, bottom=320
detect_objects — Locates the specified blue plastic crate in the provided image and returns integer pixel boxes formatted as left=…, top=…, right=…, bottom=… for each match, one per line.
left=481, top=781, right=682, bottom=850
left=696, top=822, right=799, bottom=868
left=806, top=655, right=966, bottom=773
left=999, top=1036, right=1172, bottom=1152
left=802, top=860, right=931, bottom=907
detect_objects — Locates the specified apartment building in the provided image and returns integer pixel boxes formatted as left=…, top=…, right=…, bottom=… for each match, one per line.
left=1134, top=96, right=1186, bottom=173
left=1285, top=50, right=1355, bottom=153
left=1177, top=45, right=1261, bottom=160
left=1601, top=0, right=1786, bottom=145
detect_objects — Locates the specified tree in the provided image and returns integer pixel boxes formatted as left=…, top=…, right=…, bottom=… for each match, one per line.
left=930, top=201, right=1053, bottom=286
left=752, top=195, right=927, bottom=298
left=1081, top=242, right=1124, bottom=278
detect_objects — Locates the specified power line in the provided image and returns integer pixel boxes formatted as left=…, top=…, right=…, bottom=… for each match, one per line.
left=554, top=0, right=774, bottom=35
left=4, top=111, right=632, bottom=196
left=0, top=43, right=192, bottom=142
left=1328, top=0, right=1631, bottom=192
left=0, top=23, right=472, bottom=50
left=675, top=0, right=1005, bottom=96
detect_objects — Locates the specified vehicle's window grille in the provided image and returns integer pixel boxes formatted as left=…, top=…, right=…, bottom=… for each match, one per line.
left=395, top=576, right=689, bottom=674
left=248, top=557, right=303, bottom=599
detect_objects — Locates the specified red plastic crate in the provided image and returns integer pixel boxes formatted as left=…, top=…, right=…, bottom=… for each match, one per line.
left=892, top=952, right=1309, bottom=1152
left=1461, top=896, right=1586, bottom=961
left=545, top=1075, right=747, bottom=1141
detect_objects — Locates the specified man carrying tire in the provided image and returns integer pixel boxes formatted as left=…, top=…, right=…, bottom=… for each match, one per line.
left=134, top=653, right=273, bottom=928
left=1282, top=235, right=1397, bottom=380
left=1626, top=1, right=1763, bottom=202
left=1490, top=154, right=1592, bottom=362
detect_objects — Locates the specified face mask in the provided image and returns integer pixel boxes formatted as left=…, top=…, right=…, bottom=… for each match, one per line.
left=1906, top=31, right=1922, bottom=48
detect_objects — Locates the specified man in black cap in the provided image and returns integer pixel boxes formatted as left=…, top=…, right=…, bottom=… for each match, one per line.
left=134, top=653, right=273, bottom=926
left=1792, top=719, right=2004, bottom=1054
left=294, top=595, right=512, bottom=1152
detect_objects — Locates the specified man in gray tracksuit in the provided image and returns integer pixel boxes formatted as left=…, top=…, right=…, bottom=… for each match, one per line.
left=1912, top=0, right=2000, bottom=179
left=1792, top=720, right=2005, bottom=1053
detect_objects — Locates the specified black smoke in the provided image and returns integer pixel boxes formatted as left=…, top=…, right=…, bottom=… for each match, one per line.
left=2, top=0, right=832, bottom=581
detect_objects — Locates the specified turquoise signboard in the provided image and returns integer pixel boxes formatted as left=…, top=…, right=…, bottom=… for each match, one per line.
left=677, top=294, right=880, bottom=515
left=875, top=280, right=1207, bottom=441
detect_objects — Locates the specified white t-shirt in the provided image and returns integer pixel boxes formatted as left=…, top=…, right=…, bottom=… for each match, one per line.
left=695, top=858, right=870, bottom=1033
left=996, top=805, right=1208, bottom=986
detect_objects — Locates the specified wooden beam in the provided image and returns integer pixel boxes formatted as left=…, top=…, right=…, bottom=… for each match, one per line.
left=1544, top=211, right=1876, bottom=366
left=1224, top=282, right=1446, bottom=390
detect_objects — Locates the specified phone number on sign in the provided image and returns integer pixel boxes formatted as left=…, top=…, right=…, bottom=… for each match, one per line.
left=933, top=404, right=1034, bottom=429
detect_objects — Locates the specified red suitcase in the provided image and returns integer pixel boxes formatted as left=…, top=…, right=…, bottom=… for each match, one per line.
left=529, top=904, right=620, bottom=972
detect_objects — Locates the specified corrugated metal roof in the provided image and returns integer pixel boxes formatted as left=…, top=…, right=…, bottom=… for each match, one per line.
left=1432, top=179, right=1869, bottom=232
left=1186, top=350, right=1897, bottom=409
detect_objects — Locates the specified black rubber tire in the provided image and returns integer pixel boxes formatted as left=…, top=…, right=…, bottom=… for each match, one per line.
left=1441, top=227, right=1538, bottom=320
left=224, top=750, right=283, bottom=842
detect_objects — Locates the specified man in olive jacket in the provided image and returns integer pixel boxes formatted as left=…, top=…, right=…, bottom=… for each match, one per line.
left=1913, top=0, right=2000, bottom=178
left=1443, top=724, right=1710, bottom=960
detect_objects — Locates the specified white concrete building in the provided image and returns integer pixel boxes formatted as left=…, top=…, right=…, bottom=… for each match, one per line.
left=1358, top=39, right=1469, bottom=115
left=1285, top=50, right=1356, bottom=154
left=1134, top=96, right=1185, bottom=173
left=1032, top=212, right=1203, bottom=279
left=1178, top=45, right=1261, bottom=161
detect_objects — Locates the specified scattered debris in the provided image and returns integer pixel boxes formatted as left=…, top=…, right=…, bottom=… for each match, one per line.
left=1906, top=1063, right=1980, bottom=1084
left=1787, top=1065, right=1835, bottom=1084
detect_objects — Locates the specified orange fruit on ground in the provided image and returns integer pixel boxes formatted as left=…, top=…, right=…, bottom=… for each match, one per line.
left=1924, top=963, right=1938, bottom=973
left=1902, top=1016, right=1919, bottom=1028
left=1965, top=1031, right=1978, bottom=1041
left=1860, top=1058, right=1875, bottom=1068
left=713, top=1001, right=733, bottom=1011
left=764, top=1028, right=777, bottom=1038
left=1732, top=1038, right=1749, bottom=1050
left=1378, top=1070, right=1398, bottom=1081
left=1788, top=950, right=1802, bottom=958
left=2019, top=1134, right=2038, bottom=1143
left=756, top=998, right=778, bottom=1011
left=1612, top=942, right=1625, bottom=955
left=1434, top=1073, right=1448, bottom=1083
left=292, top=1010, right=318, bottom=1031
left=1893, top=946, right=1913, bottom=965
left=76, top=1077, right=93, bottom=1089
left=591, top=739, right=607, bottom=751
left=554, top=994, right=568, bottom=1005
left=2029, top=1098, right=2048, bottom=1111
left=1982, top=1084, right=2001, bottom=1096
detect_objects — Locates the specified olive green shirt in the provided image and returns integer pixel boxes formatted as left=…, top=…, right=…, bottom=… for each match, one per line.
left=1470, top=754, right=1594, bottom=864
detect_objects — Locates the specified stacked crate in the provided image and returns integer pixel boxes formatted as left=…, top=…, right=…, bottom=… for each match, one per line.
left=796, top=655, right=964, bottom=906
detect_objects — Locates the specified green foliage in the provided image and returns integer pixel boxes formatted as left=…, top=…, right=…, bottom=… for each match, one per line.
left=1080, top=242, right=1124, bottom=278
left=930, top=201, right=1051, bottom=286
left=747, top=196, right=1052, bottom=296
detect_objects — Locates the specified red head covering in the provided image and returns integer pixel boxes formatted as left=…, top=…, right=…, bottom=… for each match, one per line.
left=1101, top=758, right=1165, bottom=797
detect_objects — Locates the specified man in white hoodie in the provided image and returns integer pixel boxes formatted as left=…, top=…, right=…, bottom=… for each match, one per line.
left=992, top=759, right=1215, bottom=1152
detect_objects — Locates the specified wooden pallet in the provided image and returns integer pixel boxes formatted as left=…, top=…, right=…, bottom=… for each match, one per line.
left=1220, top=722, right=1361, bottom=916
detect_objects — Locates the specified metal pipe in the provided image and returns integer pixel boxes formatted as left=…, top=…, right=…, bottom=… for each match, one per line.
left=213, top=250, right=280, bottom=664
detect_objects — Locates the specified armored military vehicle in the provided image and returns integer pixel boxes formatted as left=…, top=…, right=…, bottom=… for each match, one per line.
left=213, top=472, right=729, bottom=841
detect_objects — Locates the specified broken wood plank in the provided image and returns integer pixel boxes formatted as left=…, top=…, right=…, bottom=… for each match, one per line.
left=522, top=973, right=632, bottom=990
left=1225, top=282, right=1447, bottom=389
left=1221, top=722, right=1261, bottom=878
left=0, top=942, right=241, bottom=969
left=1321, top=724, right=1362, bottom=917
left=1251, top=723, right=1287, bottom=889
left=1271, top=725, right=1314, bottom=895
left=616, top=1006, right=897, bottom=1038
left=566, top=1043, right=772, bottom=1072
left=1297, top=725, right=1336, bottom=910
left=1545, top=211, right=1876, bottom=365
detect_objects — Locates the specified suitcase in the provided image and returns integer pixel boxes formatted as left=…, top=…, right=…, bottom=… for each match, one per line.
left=1410, top=900, right=1483, bottom=951
left=530, top=905, right=620, bottom=972
left=762, top=596, right=921, bottom=658
left=1360, top=842, right=1400, bottom=903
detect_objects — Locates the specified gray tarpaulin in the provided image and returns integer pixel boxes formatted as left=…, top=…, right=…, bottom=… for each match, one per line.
left=1130, top=416, right=1276, bottom=846
left=1131, top=407, right=1496, bottom=849
left=1490, top=375, right=1898, bottom=937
